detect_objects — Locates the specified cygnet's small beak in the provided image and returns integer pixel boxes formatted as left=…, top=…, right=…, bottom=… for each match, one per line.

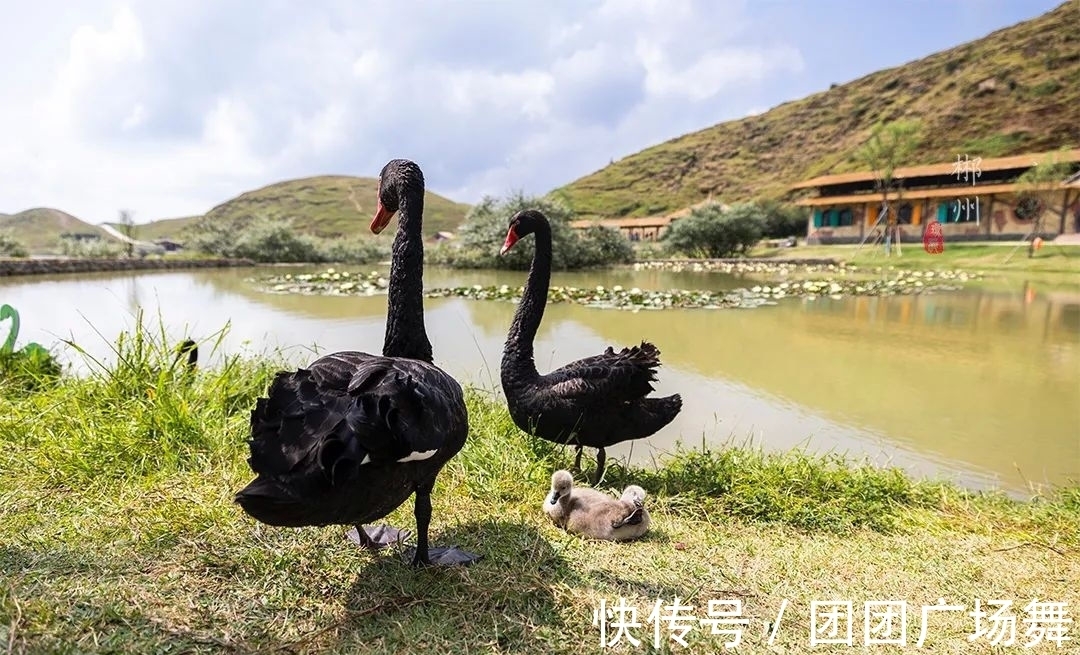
left=548, top=491, right=560, bottom=505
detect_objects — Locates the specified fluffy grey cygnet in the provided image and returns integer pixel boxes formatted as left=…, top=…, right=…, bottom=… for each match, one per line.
left=543, top=469, right=650, bottom=541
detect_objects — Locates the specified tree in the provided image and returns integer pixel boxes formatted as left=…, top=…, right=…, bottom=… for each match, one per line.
left=429, top=190, right=632, bottom=270
left=0, top=230, right=29, bottom=258
left=758, top=199, right=806, bottom=239
left=1011, top=147, right=1072, bottom=259
left=118, top=209, right=136, bottom=258
left=854, top=119, right=921, bottom=256
left=661, top=202, right=765, bottom=259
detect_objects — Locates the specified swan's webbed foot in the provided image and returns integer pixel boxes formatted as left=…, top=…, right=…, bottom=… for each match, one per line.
left=346, top=524, right=410, bottom=551
left=404, top=545, right=483, bottom=567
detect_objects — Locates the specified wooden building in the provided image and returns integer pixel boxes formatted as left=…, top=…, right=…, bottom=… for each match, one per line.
left=790, top=149, right=1080, bottom=244
left=569, top=200, right=727, bottom=241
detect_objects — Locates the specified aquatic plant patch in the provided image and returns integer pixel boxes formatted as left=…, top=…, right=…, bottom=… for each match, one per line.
left=252, top=268, right=981, bottom=311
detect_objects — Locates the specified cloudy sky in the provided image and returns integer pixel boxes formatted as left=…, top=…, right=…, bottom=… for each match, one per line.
left=0, top=0, right=1061, bottom=223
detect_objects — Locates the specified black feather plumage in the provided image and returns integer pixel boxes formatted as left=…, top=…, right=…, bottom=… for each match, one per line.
left=500, top=210, right=682, bottom=484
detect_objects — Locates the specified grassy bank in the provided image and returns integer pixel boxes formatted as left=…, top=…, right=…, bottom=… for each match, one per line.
left=752, top=242, right=1080, bottom=276
left=1, top=331, right=1077, bottom=654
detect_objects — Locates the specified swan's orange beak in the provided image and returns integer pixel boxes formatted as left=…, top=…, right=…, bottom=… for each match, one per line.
left=370, top=202, right=395, bottom=234
left=500, top=226, right=519, bottom=256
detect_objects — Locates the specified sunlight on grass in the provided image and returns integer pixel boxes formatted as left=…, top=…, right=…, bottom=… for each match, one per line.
left=1, top=320, right=1077, bottom=653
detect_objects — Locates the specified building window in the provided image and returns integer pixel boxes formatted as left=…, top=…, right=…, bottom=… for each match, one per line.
left=897, top=203, right=913, bottom=224
left=837, top=208, right=854, bottom=226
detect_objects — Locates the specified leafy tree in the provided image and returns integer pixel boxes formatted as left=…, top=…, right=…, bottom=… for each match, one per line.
left=855, top=119, right=921, bottom=255
left=429, top=191, right=632, bottom=270
left=1012, top=147, right=1073, bottom=259
left=758, top=199, right=806, bottom=239
left=118, top=209, right=137, bottom=258
left=0, top=230, right=28, bottom=258
left=661, top=202, right=765, bottom=258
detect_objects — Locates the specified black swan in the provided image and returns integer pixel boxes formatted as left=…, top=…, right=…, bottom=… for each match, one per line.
left=233, top=159, right=479, bottom=567
left=499, top=209, right=683, bottom=485
left=174, top=339, right=198, bottom=373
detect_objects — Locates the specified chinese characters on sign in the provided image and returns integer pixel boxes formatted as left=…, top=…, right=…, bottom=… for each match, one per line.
left=951, top=153, right=982, bottom=227
left=953, top=153, right=982, bottom=185
left=592, top=597, right=1071, bottom=649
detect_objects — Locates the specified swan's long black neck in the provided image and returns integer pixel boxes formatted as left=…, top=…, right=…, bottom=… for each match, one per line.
left=383, top=187, right=433, bottom=363
left=501, top=222, right=551, bottom=385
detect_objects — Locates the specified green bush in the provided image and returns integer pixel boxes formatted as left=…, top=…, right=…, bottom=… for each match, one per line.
left=428, top=191, right=633, bottom=270
left=0, top=230, right=28, bottom=258
left=186, top=216, right=386, bottom=264
left=758, top=199, right=807, bottom=239
left=59, top=237, right=125, bottom=258
left=662, top=202, right=766, bottom=258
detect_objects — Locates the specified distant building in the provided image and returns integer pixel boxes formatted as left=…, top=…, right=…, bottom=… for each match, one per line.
left=154, top=239, right=184, bottom=252
left=791, top=149, right=1080, bottom=244
left=60, top=232, right=103, bottom=242
left=569, top=201, right=729, bottom=241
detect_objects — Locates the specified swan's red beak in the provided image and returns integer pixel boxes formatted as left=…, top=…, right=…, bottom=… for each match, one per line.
left=370, top=202, right=394, bottom=234
left=500, top=227, right=519, bottom=256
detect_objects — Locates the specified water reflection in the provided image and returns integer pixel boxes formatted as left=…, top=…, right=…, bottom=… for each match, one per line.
left=3, top=266, right=1077, bottom=495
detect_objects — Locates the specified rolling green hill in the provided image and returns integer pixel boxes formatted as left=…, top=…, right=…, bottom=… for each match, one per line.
left=192, top=175, right=470, bottom=239
left=111, top=215, right=201, bottom=242
left=556, top=1, right=1080, bottom=221
left=0, top=208, right=111, bottom=254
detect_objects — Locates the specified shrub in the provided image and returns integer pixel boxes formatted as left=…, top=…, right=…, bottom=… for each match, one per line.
left=662, top=202, right=766, bottom=258
left=0, top=230, right=28, bottom=258
left=186, top=216, right=386, bottom=264
left=758, top=200, right=806, bottom=239
left=429, top=191, right=633, bottom=270
left=59, top=237, right=125, bottom=258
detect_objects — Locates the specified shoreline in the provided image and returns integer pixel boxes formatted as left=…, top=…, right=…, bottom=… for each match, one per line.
left=2, top=340, right=1077, bottom=654
left=0, top=257, right=256, bottom=277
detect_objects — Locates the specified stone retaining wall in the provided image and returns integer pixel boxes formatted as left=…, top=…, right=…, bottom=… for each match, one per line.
left=0, top=258, right=256, bottom=277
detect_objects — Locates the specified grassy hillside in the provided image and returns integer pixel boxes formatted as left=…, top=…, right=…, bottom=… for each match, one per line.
left=557, top=1, right=1080, bottom=221
left=0, top=208, right=111, bottom=254
left=109, top=215, right=200, bottom=242
left=195, top=175, right=471, bottom=239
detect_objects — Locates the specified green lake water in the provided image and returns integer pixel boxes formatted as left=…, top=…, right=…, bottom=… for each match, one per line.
left=2, top=264, right=1077, bottom=495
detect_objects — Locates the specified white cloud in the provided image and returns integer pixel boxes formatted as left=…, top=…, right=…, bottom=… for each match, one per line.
left=0, top=0, right=809, bottom=222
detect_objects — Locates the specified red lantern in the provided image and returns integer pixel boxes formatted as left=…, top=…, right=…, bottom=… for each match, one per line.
left=923, top=220, right=944, bottom=254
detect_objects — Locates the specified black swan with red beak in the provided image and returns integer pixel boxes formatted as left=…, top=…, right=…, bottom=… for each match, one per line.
left=499, top=209, right=683, bottom=485
left=234, top=159, right=480, bottom=567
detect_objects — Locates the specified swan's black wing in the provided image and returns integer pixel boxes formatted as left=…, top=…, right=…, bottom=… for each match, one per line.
left=541, top=341, right=661, bottom=403
left=235, top=351, right=464, bottom=525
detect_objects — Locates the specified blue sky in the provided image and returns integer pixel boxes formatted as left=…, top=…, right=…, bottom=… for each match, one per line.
left=0, top=0, right=1063, bottom=223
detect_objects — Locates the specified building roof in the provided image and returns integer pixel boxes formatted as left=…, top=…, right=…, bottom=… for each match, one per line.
left=570, top=216, right=675, bottom=229
left=794, top=179, right=1080, bottom=206
left=790, top=149, right=1080, bottom=190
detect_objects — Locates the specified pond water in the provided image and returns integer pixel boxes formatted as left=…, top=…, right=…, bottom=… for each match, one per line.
left=2, top=264, right=1078, bottom=495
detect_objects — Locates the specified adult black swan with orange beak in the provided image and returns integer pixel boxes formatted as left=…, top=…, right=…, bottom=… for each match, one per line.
left=499, top=209, right=683, bottom=485
left=234, top=159, right=480, bottom=567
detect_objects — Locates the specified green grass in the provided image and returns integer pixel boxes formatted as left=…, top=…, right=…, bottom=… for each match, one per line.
left=750, top=242, right=1080, bottom=278
left=2, top=323, right=1078, bottom=653
left=556, top=1, right=1080, bottom=221
left=196, top=176, right=471, bottom=242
